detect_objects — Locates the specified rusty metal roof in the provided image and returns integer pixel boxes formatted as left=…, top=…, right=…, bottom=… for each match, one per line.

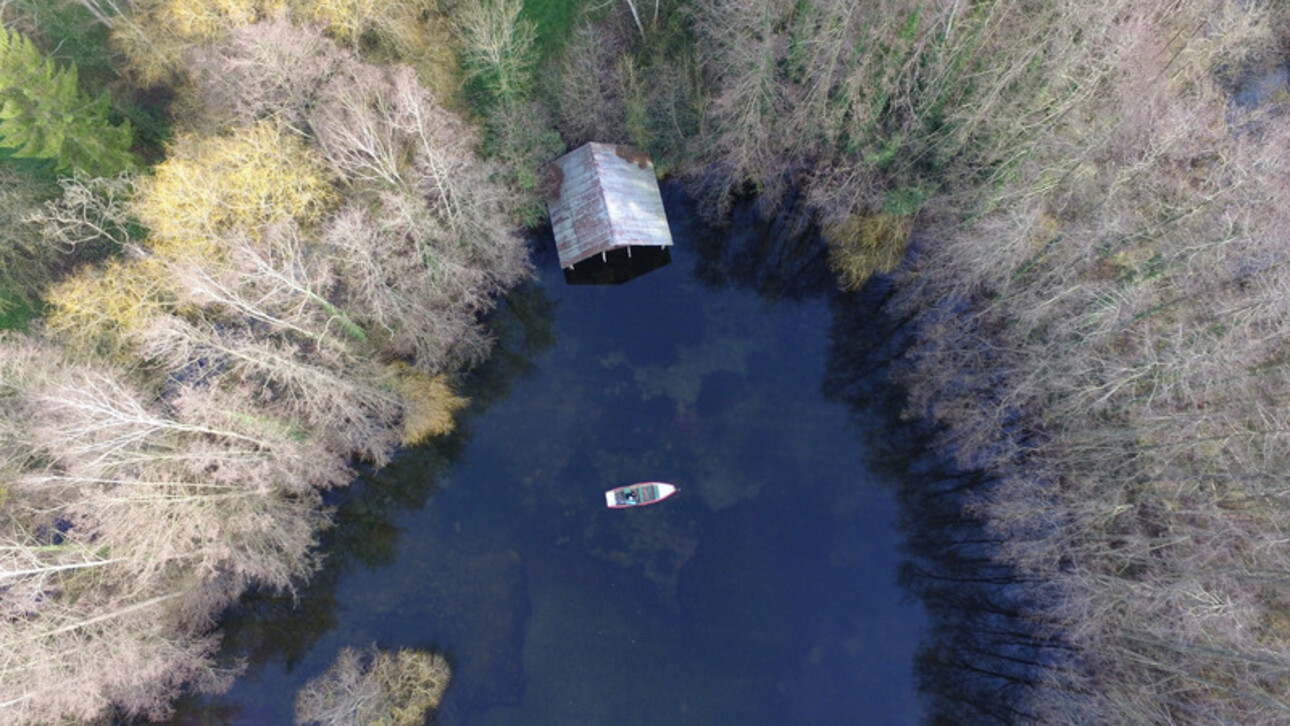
left=545, top=143, right=673, bottom=269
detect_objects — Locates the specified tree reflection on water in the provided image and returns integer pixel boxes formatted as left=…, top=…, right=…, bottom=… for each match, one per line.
left=824, top=276, right=1069, bottom=725
left=681, top=187, right=1063, bottom=723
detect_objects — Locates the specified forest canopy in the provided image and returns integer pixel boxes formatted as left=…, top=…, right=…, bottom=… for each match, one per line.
left=0, top=2, right=526, bottom=721
left=2, top=0, right=1290, bottom=724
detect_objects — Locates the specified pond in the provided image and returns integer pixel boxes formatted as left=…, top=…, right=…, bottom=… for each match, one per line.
left=169, top=188, right=929, bottom=725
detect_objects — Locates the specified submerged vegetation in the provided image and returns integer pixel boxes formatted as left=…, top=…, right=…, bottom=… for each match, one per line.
left=1, top=0, right=1289, bottom=722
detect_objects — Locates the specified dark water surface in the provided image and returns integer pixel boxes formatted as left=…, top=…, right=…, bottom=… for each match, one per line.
left=175, top=191, right=927, bottom=724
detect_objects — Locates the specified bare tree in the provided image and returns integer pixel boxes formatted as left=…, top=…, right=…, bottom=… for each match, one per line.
left=32, top=172, right=139, bottom=253
left=686, top=0, right=796, bottom=214
left=183, top=14, right=355, bottom=134
left=453, top=0, right=536, bottom=104
left=0, top=338, right=251, bottom=723
left=552, top=18, right=632, bottom=147
left=140, top=313, right=405, bottom=466
left=307, top=52, right=531, bottom=369
left=309, top=61, right=416, bottom=190
left=310, top=58, right=502, bottom=226
left=0, top=168, right=58, bottom=307
left=621, top=0, right=660, bottom=38
left=321, top=200, right=498, bottom=370
left=881, top=1, right=1290, bottom=721
left=0, top=587, right=230, bottom=723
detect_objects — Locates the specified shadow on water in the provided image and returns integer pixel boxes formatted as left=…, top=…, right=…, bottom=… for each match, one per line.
left=163, top=269, right=558, bottom=724
left=563, top=246, right=672, bottom=285
left=162, top=184, right=1046, bottom=725
left=684, top=188, right=835, bottom=300
left=823, top=272, right=1069, bottom=724
left=687, top=192, right=1062, bottom=722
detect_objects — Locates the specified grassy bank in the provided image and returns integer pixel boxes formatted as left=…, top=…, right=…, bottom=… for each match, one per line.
left=521, top=0, right=591, bottom=59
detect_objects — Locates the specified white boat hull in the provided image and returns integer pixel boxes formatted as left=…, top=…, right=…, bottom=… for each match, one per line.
left=605, top=482, right=678, bottom=508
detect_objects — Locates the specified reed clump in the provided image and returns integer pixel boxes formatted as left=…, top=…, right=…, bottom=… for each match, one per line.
left=823, top=212, right=912, bottom=290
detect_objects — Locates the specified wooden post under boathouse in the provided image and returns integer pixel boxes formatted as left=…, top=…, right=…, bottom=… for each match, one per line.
left=544, top=143, right=673, bottom=274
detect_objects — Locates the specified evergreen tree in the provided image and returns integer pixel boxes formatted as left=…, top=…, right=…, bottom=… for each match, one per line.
left=0, top=25, right=135, bottom=176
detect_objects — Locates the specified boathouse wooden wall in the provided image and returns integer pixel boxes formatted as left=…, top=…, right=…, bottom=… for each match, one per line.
left=545, top=143, right=673, bottom=270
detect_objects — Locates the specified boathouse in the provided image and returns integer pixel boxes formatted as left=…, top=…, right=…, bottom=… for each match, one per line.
left=544, top=143, right=673, bottom=272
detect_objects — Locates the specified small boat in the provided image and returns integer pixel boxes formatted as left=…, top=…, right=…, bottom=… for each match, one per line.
left=605, top=482, right=679, bottom=509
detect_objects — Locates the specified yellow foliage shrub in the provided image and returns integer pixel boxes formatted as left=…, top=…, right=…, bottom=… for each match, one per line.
left=377, top=9, right=463, bottom=107
left=293, top=0, right=380, bottom=46
left=390, top=364, right=468, bottom=445
left=158, top=0, right=279, bottom=38
left=115, top=0, right=462, bottom=105
left=291, top=0, right=463, bottom=105
left=114, top=0, right=287, bottom=84
left=295, top=645, right=451, bottom=726
left=45, top=257, right=175, bottom=357
left=110, top=14, right=188, bottom=87
left=823, top=212, right=913, bottom=291
left=133, top=122, right=335, bottom=259
left=371, top=649, right=452, bottom=724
